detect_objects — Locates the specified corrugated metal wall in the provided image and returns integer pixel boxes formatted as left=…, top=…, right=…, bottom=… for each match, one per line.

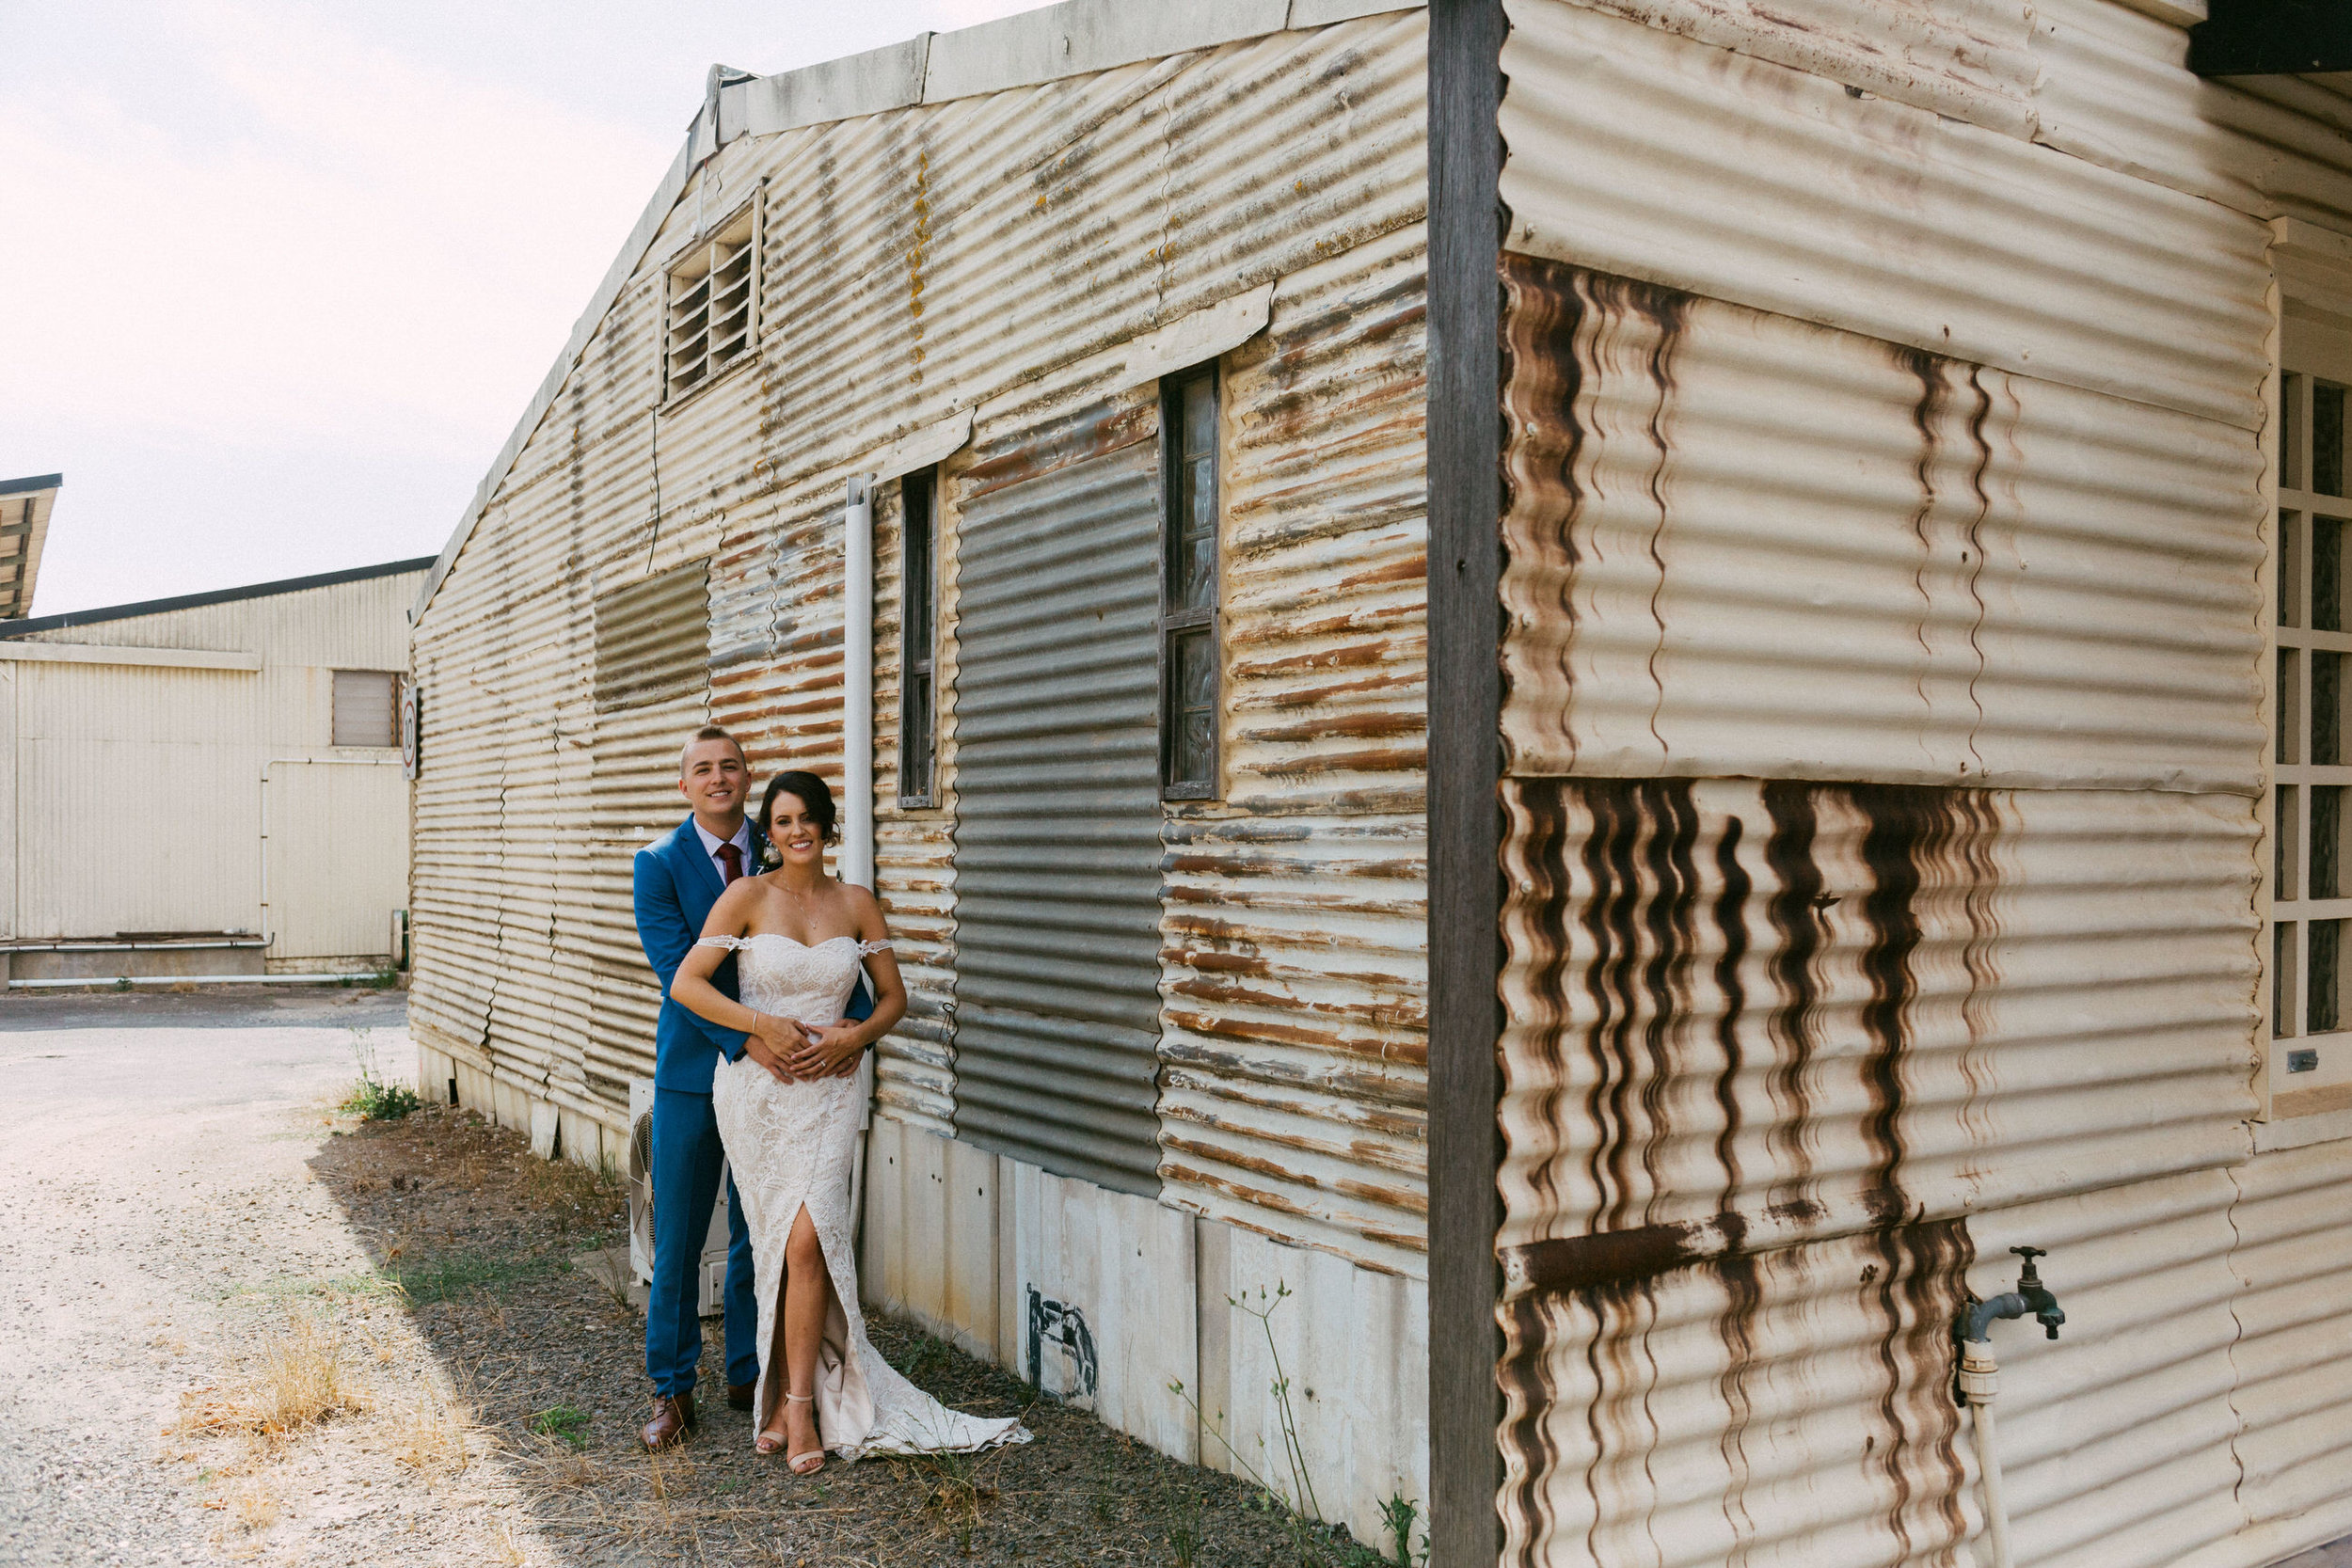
left=950, top=413, right=1168, bottom=1196
left=406, top=7, right=1433, bottom=1254
left=1486, top=0, right=2352, bottom=1563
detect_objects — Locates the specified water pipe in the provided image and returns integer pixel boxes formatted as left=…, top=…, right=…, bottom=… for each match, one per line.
left=1958, top=1246, right=2066, bottom=1568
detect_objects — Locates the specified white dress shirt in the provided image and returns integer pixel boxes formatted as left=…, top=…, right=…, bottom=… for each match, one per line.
left=691, top=816, right=756, bottom=886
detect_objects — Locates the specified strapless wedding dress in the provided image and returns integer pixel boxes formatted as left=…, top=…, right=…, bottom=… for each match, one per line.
left=701, top=932, right=1029, bottom=1459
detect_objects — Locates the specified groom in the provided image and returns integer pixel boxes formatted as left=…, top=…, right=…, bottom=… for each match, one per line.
left=630, top=724, right=873, bottom=1449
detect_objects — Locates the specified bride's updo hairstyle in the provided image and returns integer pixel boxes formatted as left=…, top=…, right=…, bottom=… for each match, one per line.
left=759, top=770, right=838, bottom=847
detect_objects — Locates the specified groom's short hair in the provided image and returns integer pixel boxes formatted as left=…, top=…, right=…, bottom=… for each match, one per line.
left=679, top=724, right=745, bottom=775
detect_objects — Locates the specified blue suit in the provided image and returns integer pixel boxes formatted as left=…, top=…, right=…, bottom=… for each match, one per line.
left=631, top=815, right=875, bottom=1398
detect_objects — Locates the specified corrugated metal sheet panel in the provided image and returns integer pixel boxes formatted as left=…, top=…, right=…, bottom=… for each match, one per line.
left=1498, top=1215, right=1980, bottom=1568
left=1495, top=777, right=2257, bottom=1285
left=2026, top=0, right=2352, bottom=228
left=950, top=416, right=1168, bottom=1196
left=1561, top=0, right=2038, bottom=140
left=2218, top=1141, right=2352, bottom=1563
left=1157, top=221, right=1433, bottom=1275
left=1496, top=0, right=2272, bottom=432
left=583, top=562, right=710, bottom=1098
left=1495, top=252, right=2267, bottom=795
left=8, top=661, right=262, bottom=939
left=1496, top=1135, right=2352, bottom=1568
left=262, top=760, right=408, bottom=958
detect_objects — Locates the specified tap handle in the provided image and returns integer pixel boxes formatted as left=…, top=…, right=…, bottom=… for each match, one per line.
left=2010, top=1246, right=2045, bottom=1261
left=2010, top=1245, right=2047, bottom=1289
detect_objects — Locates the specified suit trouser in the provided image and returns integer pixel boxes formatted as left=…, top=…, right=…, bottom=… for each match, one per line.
left=644, top=1085, right=758, bottom=1396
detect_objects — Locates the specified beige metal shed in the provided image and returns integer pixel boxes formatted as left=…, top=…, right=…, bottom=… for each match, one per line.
left=0, top=559, right=428, bottom=987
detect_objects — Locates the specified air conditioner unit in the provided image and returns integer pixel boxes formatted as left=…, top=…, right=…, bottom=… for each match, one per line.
left=627, top=1077, right=731, bottom=1318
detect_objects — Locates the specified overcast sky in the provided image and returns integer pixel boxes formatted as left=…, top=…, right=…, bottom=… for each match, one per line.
left=0, top=0, right=1030, bottom=618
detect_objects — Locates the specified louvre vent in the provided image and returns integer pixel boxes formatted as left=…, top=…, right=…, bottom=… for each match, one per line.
left=664, top=205, right=757, bottom=400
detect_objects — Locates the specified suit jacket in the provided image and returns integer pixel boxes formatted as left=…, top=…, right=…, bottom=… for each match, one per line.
left=633, top=814, right=875, bottom=1094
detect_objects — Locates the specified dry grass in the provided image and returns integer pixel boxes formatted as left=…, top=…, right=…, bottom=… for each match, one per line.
left=175, top=1315, right=369, bottom=1440
left=485, top=1516, right=529, bottom=1565
left=228, top=1476, right=281, bottom=1533
left=387, top=1385, right=473, bottom=1477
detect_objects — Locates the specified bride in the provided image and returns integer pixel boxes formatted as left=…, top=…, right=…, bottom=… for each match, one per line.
left=668, top=769, right=1029, bottom=1471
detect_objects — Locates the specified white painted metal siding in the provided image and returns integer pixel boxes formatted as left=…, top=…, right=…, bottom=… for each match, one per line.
left=264, top=759, right=409, bottom=958
left=1494, top=254, right=2266, bottom=794
left=9, top=660, right=262, bottom=939
left=1483, top=1, right=2352, bottom=1563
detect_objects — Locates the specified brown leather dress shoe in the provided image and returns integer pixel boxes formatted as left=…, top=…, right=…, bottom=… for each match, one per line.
left=641, top=1391, right=696, bottom=1451
left=727, top=1382, right=756, bottom=1412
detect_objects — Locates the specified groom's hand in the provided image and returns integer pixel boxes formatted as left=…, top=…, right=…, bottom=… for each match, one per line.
left=788, top=1020, right=866, bottom=1080
left=741, top=1026, right=796, bottom=1085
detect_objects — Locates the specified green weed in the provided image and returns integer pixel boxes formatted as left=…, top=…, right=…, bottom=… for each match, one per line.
left=529, top=1403, right=592, bottom=1449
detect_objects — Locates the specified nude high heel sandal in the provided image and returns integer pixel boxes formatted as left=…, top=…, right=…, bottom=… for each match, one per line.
left=782, top=1391, right=824, bottom=1475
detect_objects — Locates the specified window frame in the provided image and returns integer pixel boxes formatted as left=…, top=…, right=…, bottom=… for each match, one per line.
left=1156, top=363, right=1223, bottom=802
left=2269, top=347, right=2352, bottom=1119
left=898, top=467, right=941, bottom=811
left=660, top=195, right=761, bottom=405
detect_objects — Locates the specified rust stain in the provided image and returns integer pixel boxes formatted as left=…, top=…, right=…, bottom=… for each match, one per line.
left=1500, top=251, right=1595, bottom=769
left=1499, top=776, right=2002, bottom=1565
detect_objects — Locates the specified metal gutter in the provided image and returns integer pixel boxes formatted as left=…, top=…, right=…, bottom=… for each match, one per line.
left=1426, top=0, right=1507, bottom=1561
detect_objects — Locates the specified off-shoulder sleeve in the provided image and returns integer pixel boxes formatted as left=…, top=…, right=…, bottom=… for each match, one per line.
left=694, top=936, right=750, bottom=952
left=855, top=939, right=893, bottom=958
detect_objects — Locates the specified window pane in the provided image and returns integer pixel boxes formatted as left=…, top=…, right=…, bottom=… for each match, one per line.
left=2280, top=649, right=2303, bottom=765
left=2281, top=512, right=2304, bottom=628
left=903, top=478, right=933, bottom=669
left=2317, top=650, right=2343, bottom=767
left=2278, top=921, right=2300, bottom=1037
left=2286, top=372, right=2308, bottom=492
left=2280, top=784, right=2302, bottom=902
left=2317, top=785, right=2343, bottom=900
left=2318, top=516, right=2345, bottom=633
left=2317, top=381, right=2345, bottom=498
left=2312, top=917, right=2343, bottom=1034
left=902, top=672, right=934, bottom=803
left=1168, top=626, right=1215, bottom=785
left=1179, top=467, right=1216, bottom=610
left=1184, top=375, right=1216, bottom=459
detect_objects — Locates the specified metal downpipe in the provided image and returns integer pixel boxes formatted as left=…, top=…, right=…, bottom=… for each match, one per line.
left=843, top=476, right=878, bottom=1240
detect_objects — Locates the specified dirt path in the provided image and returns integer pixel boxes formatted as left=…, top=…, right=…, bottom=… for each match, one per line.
left=0, top=990, right=1388, bottom=1568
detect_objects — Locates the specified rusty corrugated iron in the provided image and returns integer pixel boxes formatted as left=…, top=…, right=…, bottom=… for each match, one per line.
left=1158, top=222, right=1432, bottom=1275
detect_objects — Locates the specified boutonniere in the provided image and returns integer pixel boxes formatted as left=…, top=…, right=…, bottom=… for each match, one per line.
left=758, top=842, right=782, bottom=869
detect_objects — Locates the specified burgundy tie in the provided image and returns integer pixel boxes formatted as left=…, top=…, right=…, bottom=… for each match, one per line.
left=717, top=843, right=743, bottom=884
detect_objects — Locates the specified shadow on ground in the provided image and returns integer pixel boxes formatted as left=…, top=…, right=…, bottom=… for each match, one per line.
left=302, top=1102, right=1394, bottom=1567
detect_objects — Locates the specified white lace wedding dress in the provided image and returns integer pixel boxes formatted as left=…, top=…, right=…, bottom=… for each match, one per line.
left=702, top=932, right=1029, bottom=1459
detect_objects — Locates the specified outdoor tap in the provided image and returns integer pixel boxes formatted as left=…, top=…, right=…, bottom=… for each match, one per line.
left=1963, top=1246, right=2066, bottom=1344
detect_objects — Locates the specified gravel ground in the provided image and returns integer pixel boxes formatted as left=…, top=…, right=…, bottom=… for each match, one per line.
left=0, top=989, right=1395, bottom=1568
